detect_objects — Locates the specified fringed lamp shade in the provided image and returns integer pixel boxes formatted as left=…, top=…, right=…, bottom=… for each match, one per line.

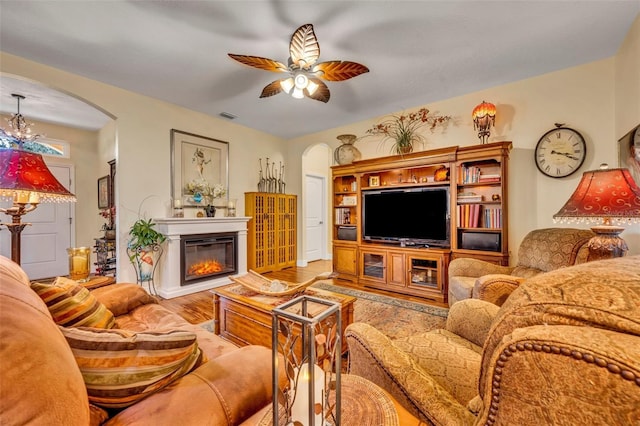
left=0, top=148, right=76, bottom=264
left=0, top=149, right=76, bottom=203
left=553, top=167, right=640, bottom=260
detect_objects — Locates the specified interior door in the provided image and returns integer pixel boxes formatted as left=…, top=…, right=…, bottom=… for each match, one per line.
left=304, top=174, right=326, bottom=262
left=0, top=165, right=74, bottom=279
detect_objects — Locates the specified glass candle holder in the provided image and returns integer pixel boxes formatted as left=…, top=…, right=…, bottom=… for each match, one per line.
left=227, top=199, right=237, bottom=217
left=67, top=247, right=91, bottom=282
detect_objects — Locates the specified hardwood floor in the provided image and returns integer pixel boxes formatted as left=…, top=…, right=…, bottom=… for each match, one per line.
left=157, top=260, right=333, bottom=324
left=158, top=259, right=447, bottom=324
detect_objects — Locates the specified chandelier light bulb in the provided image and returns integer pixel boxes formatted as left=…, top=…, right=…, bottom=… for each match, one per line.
left=294, top=73, right=309, bottom=90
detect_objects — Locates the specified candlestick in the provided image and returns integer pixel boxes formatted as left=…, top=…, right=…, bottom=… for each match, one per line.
left=174, top=199, right=182, bottom=208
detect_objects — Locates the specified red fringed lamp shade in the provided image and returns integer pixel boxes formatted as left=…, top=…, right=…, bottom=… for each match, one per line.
left=0, top=149, right=76, bottom=203
left=553, top=167, right=640, bottom=260
left=553, top=167, right=640, bottom=224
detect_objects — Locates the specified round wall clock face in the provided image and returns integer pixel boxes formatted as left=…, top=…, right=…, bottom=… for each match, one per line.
left=534, top=127, right=586, bottom=178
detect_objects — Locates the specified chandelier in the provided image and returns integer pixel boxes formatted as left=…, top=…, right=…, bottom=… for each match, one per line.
left=0, top=94, right=42, bottom=145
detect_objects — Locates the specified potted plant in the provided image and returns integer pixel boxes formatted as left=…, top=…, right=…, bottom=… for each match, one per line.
left=127, top=218, right=166, bottom=292
left=99, top=206, right=116, bottom=239
left=366, top=107, right=451, bottom=155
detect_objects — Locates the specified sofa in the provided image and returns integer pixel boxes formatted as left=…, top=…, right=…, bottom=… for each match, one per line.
left=0, top=254, right=274, bottom=425
left=346, top=255, right=640, bottom=425
left=448, top=227, right=595, bottom=306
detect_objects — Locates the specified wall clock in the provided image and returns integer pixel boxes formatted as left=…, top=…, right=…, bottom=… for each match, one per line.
left=534, top=124, right=586, bottom=178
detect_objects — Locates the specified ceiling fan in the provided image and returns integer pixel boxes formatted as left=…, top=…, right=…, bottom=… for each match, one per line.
left=228, top=24, right=369, bottom=103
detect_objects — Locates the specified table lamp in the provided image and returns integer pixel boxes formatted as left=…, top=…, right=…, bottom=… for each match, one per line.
left=553, top=164, right=640, bottom=261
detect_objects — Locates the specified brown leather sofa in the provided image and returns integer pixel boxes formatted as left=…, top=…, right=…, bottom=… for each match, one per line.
left=0, top=255, right=273, bottom=425
left=448, top=227, right=595, bottom=306
left=346, top=255, right=640, bottom=425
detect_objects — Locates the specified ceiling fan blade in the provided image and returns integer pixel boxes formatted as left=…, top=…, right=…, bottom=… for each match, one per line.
left=289, top=24, right=320, bottom=69
left=313, top=61, right=369, bottom=81
left=228, top=54, right=288, bottom=73
left=259, top=80, right=285, bottom=98
left=305, top=79, right=330, bottom=103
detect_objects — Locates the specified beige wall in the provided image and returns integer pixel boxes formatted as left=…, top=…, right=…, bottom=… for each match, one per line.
left=1, top=52, right=287, bottom=282
left=1, top=15, right=638, bottom=281
left=290, top=55, right=638, bottom=258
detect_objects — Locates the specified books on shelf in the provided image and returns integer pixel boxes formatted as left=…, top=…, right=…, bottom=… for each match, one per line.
left=457, top=192, right=483, bottom=203
left=459, top=166, right=501, bottom=184
left=335, top=207, right=352, bottom=225
left=457, top=205, right=502, bottom=229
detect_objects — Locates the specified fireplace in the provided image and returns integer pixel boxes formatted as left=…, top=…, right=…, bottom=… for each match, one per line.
left=154, top=217, right=250, bottom=299
left=181, top=232, right=237, bottom=286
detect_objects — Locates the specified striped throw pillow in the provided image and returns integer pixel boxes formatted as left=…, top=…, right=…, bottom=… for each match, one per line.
left=61, top=326, right=204, bottom=409
left=31, top=278, right=115, bottom=329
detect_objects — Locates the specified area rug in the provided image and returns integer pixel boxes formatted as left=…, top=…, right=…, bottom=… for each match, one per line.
left=312, top=281, right=448, bottom=340
left=200, top=282, right=449, bottom=340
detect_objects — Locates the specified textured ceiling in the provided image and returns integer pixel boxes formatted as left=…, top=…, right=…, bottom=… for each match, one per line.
left=0, top=1, right=638, bottom=138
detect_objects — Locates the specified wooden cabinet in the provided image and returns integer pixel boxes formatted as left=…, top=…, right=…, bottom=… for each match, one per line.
left=359, top=247, right=449, bottom=303
left=245, top=192, right=297, bottom=273
left=333, top=242, right=358, bottom=279
left=331, top=142, right=511, bottom=304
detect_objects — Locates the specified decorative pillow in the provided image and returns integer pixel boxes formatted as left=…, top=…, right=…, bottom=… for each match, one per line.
left=31, top=278, right=115, bottom=328
left=61, top=326, right=204, bottom=409
left=90, top=283, right=157, bottom=317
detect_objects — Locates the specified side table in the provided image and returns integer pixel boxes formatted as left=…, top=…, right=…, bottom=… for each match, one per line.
left=244, top=374, right=422, bottom=426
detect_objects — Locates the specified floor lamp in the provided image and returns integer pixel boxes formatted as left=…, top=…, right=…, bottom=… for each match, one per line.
left=0, top=148, right=76, bottom=265
left=553, top=165, right=640, bottom=261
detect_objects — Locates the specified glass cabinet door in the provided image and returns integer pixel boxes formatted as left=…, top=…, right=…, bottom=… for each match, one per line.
left=408, top=257, right=438, bottom=289
left=360, top=251, right=386, bottom=282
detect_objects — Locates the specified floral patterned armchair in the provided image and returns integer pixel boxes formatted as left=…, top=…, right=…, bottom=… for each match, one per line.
left=448, top=227, right=595, bottom=307
left=346, top=256, right=640, bottom=425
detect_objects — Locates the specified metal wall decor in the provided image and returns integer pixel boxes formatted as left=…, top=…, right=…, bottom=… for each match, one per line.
left=257, top=158, right=286, bottom=193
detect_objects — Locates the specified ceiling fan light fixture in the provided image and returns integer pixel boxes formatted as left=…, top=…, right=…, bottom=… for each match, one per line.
left=306, top=79, right=319, bottom=96
left=291, top=87, right=305, bottom=99
left=228, top=23, right=369, bottom=103
left=280, top=77, right=295, bottom=94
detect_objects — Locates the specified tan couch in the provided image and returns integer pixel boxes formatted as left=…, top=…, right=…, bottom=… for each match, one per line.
left=0, top=255, right=274, bottom=425
left=346, top=255, right=640, bottom=425
left=448, top=227, right=595, bottom=306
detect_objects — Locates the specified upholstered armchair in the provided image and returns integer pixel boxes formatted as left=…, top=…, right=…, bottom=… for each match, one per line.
left=448, top=227, right=595, bottom=306
left=346, top=255, right=640, bottom=425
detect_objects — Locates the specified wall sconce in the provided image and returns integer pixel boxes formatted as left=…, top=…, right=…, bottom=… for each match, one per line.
left=472, top=101, right=496, bottom=144
left=553, top=164, right=640, bottom=261
left=272, top=295, right=341, bottom=425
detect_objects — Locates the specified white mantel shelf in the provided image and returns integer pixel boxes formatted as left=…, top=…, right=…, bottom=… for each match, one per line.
left=154, top=217, right=251, bottom=299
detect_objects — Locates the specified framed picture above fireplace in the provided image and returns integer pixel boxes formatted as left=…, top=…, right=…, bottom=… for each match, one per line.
left=171, top=129, right=229, bottom=208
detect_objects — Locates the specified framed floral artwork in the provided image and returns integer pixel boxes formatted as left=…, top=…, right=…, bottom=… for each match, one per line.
left=171, top=130, right=229, bottom=208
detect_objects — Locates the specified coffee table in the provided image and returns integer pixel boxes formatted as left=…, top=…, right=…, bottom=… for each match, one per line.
left=212, top=283, right=356, bottom=354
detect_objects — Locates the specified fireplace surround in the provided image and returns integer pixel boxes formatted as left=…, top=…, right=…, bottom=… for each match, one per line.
left=154, top=217, right=250, bottom=299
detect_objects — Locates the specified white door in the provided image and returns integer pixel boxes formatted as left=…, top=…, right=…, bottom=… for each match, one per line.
left=304, top=174, right=326, bottom=262
left=0, top=165, right=73, bottom=279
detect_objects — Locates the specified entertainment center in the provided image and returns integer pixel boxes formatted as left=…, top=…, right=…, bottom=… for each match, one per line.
left=332, top=141, right=512, bottom=304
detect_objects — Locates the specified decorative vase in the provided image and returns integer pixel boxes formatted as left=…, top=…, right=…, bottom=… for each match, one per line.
left=104, top=229, right=116, bottom=240
left=398, top=145, right=413, bottom=155
left=205, top=204, right=216, bottom=217
left=334, top=134, right=362, bottom=165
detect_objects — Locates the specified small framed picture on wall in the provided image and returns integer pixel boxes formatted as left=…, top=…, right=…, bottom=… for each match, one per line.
left=97, top=175, right=110, bottom=209
left=369, top=176, right=380, bottom=187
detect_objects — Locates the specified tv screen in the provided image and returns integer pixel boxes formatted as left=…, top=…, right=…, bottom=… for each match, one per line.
left=362, top=187, right=450, bottom=247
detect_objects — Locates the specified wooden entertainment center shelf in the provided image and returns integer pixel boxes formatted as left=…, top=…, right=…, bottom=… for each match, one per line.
left=332, top=141, right=512, bottom=304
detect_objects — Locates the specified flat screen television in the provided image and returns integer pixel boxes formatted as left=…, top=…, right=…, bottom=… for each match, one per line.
left=362, top=186, right=450, bottom=247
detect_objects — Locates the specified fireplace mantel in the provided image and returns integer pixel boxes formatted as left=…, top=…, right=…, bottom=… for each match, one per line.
left=154, top=217, right=250, bottom=299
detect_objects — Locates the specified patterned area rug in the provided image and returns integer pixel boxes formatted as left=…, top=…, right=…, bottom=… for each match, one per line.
left=200, top=282, right=449, bottom=340
left=313, top=281, right=448, bottom=340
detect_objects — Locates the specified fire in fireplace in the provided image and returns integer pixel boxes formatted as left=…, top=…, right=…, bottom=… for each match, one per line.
left=181, top=232, right=237, bottom=286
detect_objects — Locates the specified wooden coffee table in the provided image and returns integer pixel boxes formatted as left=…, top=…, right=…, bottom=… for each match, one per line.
left=212, top=283, right=356, bottom=354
